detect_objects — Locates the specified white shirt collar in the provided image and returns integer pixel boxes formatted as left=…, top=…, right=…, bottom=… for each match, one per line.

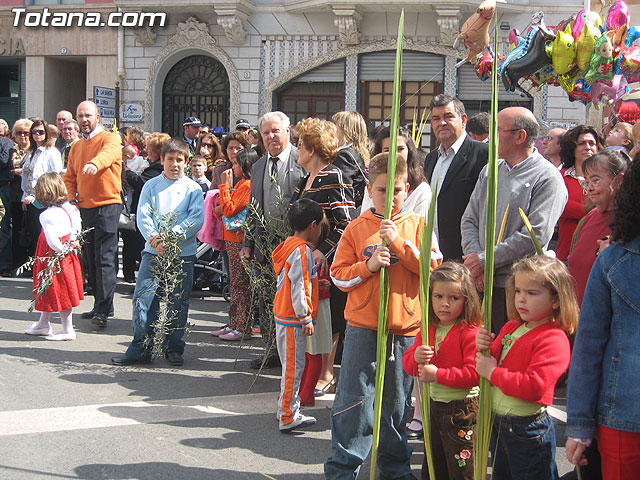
left=83, top=124, right=104, bottom=140
left=269, top=142, right=292, bottom=162
left=437, top=131, right=467, bottom=158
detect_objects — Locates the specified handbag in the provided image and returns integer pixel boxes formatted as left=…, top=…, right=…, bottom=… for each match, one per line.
left=118, top=190, right=137, bottom=232
left=222, top=207, right=247, bottom=232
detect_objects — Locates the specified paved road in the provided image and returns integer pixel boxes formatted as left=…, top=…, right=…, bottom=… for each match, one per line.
left=0, top=275, right=573, bottom=479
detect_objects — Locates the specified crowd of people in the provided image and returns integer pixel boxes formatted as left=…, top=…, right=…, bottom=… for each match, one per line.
left=0, top=95, right=638, bottom=480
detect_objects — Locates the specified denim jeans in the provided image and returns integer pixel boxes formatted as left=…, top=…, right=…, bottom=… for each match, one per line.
left=325, top=325, right=414, bottom=480
left=490, top=410, right=558, bottom=480
left=125, top=252, right=195, bottom=359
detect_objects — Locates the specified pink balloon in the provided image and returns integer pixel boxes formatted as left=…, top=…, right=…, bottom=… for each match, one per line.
left=607, top=0, right=630, bottom=30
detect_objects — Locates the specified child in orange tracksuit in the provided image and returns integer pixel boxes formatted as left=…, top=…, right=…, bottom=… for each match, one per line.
left=325, top=154, right=442, bottom=480
left=272, top=198, right=325, bottom=433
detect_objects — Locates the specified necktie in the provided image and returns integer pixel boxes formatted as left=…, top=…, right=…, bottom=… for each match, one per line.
left=270, top=156, right=279, bottom=177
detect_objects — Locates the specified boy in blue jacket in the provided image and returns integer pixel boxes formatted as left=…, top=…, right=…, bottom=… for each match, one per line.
left=112, top=138, right=204, bottom=367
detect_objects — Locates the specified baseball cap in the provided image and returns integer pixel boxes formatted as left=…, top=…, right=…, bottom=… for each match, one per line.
left=183, top=117, right=203, bottom=127
left=235, top=119, right=251, bottom=130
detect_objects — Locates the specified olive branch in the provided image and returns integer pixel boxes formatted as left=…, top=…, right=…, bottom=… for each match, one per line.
left=17, top=227, right=93, bottom=313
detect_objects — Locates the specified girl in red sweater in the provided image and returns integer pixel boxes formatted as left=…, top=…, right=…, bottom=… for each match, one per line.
left=403, top=262, right=482, bottom=480
left=475, top=256, right=579, bottom=480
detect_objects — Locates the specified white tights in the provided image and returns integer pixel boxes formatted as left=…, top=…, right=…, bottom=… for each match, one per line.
left=34, top=309, right=74, bottom=333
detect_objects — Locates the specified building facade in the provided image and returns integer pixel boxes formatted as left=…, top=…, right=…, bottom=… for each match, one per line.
left=2, top=0, right=609, bottom=142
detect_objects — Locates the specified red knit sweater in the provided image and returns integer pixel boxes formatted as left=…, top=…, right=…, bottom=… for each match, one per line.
left=489, top=320, right=570, bottom=406
left=403, top=323, right=480, bottom=390
left=556, top=169, right=587, bottom=261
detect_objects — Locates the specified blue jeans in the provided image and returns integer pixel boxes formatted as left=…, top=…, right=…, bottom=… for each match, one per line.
left=490, top=410, right=558, bottom=480
left=325, top=325, right=414, bottom=480
left=125, top=252, right=195, bottom=359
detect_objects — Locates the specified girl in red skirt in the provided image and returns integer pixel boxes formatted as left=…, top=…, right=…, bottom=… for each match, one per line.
left=24, top=172, right=83, bottom=341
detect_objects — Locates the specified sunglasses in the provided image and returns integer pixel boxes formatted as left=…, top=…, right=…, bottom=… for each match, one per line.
left=32, top=129, right=46, bottom=135
left=200, top=142, right=215, bottom=148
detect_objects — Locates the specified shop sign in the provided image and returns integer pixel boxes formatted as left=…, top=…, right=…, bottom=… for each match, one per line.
left=0, top=37, right=25, bottom=56
left=119, top=103, right=144, bottom=122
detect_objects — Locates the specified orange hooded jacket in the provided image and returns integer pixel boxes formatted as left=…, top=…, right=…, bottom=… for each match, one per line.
left=330, top=209, right=442, bottom=336
left=272, top=236, right=319, bottom=327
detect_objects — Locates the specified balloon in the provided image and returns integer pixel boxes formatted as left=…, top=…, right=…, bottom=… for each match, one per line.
left=454, top=0, right=496, bottom=67
left=575, top=21, right=602, bottom=71
left=502, top=25, right=555, bottom=95
left=586, top=35, right=615, bottom=86
left=475, top=48, right=504, bottom=81
left=625, top=26, right=640, bottom=47
left=617, top=45, right=640, bottom=79
left=589, top=75, right=628, bottom=109
left=572, top=9, right=603, bottom=41
left=607, top=24, right=628, bottom=59
left=606, top=0, right=630, bottom=30
left=547, top=23, right=577, bottom=75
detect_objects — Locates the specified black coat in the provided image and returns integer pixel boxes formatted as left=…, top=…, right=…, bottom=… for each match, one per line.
left=423, top=135, right=488, bottom=261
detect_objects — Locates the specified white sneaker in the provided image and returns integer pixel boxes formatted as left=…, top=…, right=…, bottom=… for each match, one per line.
left=25, top=323, right=52, bottom=336
left=46, top=331, right=76, bottom=341
left=279, top=413, right=316, bottom=433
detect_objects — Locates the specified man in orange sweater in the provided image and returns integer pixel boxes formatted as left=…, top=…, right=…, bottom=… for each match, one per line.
left=64, top=101, right=122, bottom=328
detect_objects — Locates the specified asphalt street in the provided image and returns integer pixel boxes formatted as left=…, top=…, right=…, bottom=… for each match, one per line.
left=0, top=274, right=574, bottom=479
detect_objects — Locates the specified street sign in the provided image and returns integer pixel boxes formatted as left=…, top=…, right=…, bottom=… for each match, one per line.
left=94, top=86, right=117, bottom=120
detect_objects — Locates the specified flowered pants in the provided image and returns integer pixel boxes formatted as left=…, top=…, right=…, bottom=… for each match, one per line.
left=422, top=396, right=477, bottom=480
left=226, top=240, right=251, bottom=333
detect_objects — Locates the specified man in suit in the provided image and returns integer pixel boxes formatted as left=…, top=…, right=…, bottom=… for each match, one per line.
left=423, top=95, right=488, bottom=261
left=241, top=111, right=305, bottom=368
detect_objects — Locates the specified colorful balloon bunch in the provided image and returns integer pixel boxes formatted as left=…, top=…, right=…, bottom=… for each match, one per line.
left=470, top=0, right=640, bottom=109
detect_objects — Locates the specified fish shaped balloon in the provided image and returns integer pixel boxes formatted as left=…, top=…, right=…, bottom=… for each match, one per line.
left=454, top=0, right=496, bottom=67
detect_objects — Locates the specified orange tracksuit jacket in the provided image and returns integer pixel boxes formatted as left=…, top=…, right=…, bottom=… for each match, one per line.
left=331, top=208, right=442, bottom=336
left=272, top=236, right=319, bottom=327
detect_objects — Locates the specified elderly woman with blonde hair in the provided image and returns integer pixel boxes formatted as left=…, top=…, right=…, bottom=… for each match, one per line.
left=290, top=117, right=356, bottom=405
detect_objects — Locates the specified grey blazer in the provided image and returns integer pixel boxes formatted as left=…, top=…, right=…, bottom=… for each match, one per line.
left=245, top=146, right=305, bottom=261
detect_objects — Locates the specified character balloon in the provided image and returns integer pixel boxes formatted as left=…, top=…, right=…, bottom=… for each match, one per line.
left=547, top=24, right=577, bottom=75
left=586, top=35, right=615, bottom=85
left=454, top=0, right=496, bottom=67
left=606, top=0, right=630, bottom=30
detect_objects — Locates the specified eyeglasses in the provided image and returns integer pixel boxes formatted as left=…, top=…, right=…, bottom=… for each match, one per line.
left=32, top=129, right=46, bottom=135
left=16, top=131, right=29, bottom=136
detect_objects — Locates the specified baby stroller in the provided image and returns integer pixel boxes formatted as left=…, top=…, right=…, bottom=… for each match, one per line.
left=192, top=242, right=230, bottom=301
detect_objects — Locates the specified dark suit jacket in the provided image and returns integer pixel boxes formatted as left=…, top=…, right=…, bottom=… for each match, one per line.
left=246, top=146, right=304, bottom=261
left=423, top=135, right=488, bottom=260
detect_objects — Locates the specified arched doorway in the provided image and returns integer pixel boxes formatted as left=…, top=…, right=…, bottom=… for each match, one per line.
left=162, top=55, right=230, bottom=136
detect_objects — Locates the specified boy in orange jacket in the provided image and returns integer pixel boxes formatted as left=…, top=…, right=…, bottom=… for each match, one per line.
left=272, top=198, right=325, bottom=433
left=325, top=153, right=442, bottom=479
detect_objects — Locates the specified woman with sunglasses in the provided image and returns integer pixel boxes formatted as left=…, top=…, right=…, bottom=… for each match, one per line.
left=195, top=132, right=224, bottom=181
left=213, top=132, right=249, bottom=188
left=20, top=119, right=62, bottom=256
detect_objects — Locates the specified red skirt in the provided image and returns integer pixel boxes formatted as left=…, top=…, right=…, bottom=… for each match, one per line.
left=32, top=230, right=84, bottom=312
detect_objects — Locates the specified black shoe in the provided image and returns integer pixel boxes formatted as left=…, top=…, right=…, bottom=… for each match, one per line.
left=123, top=275, right=136, bottom=284
left=91, top=313, right=108, bottom=328
left=111, top=355, right=152, bottom=366
left=165, top=351, right=184, bottom=366
left=249, top=355, right=281, bottom=370
left=82, top=309, right=114, bottom=319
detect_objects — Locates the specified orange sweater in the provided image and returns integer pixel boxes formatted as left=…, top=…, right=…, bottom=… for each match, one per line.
left=331, top=209, right=442, bottom=336
left=64, top=129, right=122, bottom=208
left=272, top=236, right=319, bottom=327
left=217, top=180, right=250, bottom=243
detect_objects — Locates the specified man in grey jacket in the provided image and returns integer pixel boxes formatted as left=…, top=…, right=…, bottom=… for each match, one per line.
left=461, top=107, right=568, bottom=334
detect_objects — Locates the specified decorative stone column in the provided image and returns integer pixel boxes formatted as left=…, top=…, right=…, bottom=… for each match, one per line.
left=214, top=5, right=249, bottom=45
left=436, top=8, right=460, bottom=46
left=444, top=56, right=457, bottom=97
left=345, top=54, right=358, bottom=111
left=333, top=5, right=362, bottom=46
